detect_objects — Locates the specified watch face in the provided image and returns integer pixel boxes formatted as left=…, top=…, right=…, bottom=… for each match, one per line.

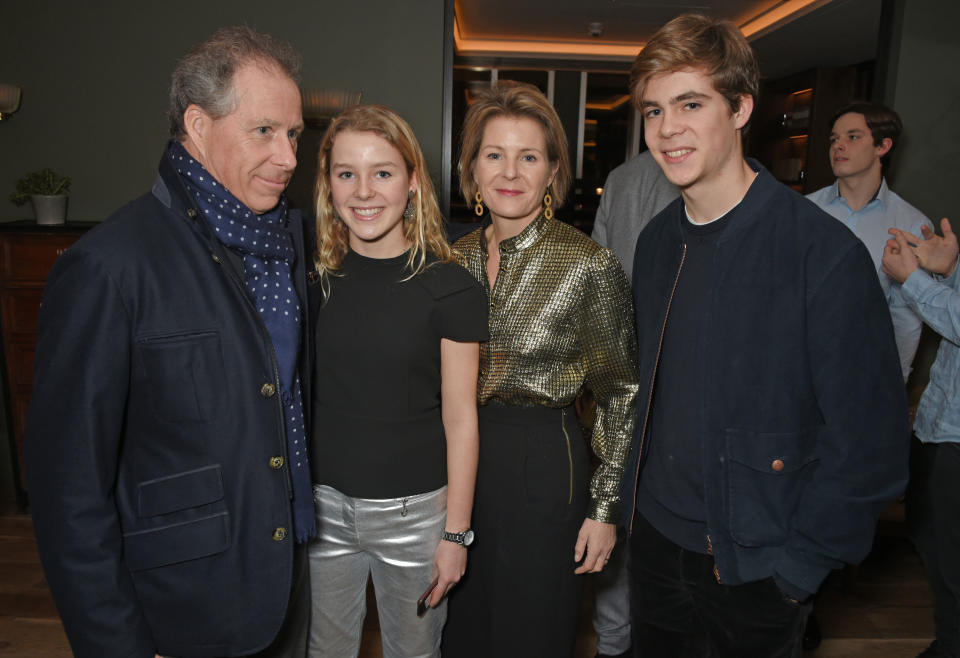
left=463, top=529, right=475, bottom=546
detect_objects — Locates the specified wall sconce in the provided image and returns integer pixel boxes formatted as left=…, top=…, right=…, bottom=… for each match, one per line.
left=301, top=89, right=362, bottom=128
left=0, top=84, right=22, bottom=121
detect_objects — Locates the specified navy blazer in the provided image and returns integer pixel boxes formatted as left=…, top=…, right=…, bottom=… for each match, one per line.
left=25, top=149, right=318, bottom=657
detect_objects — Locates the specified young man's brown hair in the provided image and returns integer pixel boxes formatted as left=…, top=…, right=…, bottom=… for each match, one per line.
left=831, top=101, right=903, bottom=169
left=629, top=14, right=759, bottom=116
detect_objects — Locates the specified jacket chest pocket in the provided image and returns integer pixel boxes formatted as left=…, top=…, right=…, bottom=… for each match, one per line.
left=136, top=330, right=224, bottom=423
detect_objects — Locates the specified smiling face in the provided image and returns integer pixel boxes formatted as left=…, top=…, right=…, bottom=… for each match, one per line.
left=640, top=68, right=751, bottom=195
left=185, top=62, right=303, bottom=214
left=472, top=115, right=558, bottom=230
left=329, top=129, right=415, bottom=258
left=829, top=111, right=890, bottom=182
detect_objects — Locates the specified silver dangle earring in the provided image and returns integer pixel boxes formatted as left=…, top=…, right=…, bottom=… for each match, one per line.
left=403, top=189, right=415, bottom=221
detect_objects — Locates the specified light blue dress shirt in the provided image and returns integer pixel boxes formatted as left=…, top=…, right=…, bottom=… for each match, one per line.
left=903, top=262, right=960, bottom=444
left=808, top=179, right=933, bottom=380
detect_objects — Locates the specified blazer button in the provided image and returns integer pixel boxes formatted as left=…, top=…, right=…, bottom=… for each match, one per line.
left=269, top=456, right=284, bottom=469
left=261, top=382, right=276, bottom=398
left=273, top=527, right=288, bottom=541
left=187, top=208, right=198, bottom=218
left=771, top=459, right=785, bottom=472
left=211, top=253, right=222, bottom=264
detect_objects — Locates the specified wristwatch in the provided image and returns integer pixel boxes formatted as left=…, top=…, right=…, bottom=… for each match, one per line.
left=442, top=528, right=475, bottom=547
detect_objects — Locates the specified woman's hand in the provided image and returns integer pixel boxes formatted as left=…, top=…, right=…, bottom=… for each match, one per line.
left=429, top=539, right=468, bottom=607
left=573, top=518, right=616, bottom=574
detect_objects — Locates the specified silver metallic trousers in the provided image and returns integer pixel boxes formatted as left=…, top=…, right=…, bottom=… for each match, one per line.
left=307, top=484, right=447, bottom=658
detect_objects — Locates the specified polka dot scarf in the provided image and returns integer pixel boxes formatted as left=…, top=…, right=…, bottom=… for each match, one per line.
left=170, top=141, right=315, bottom=542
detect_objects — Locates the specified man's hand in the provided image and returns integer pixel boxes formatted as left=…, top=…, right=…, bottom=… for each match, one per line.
left=885, top=218, right=958, bottom=283
left=573, top=518, right=616, bottom=574
left=883, top=229, right=922, bottom=284
left=917, top=218, right=959, bottom=276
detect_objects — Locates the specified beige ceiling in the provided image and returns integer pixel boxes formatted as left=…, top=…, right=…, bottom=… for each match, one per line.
left=456, top=0, right=783, bottom=44
left=454, top=0, right=881, bottom=77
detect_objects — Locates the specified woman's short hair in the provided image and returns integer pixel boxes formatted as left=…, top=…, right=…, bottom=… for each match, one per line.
left=168, top=26, right=302, bottom=139
left=629, top=13, right=759, bottom=116
left=313, top=104, right=452, bottom=290
left=458, top=81, right=571, bottom=207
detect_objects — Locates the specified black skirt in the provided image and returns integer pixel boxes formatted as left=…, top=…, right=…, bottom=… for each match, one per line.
left=443, top=404, right=590, bottom=658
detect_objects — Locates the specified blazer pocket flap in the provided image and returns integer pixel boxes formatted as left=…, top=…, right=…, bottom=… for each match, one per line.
left=124, top=511, right=230, bottom=572
left=138, top=465, right=224, bottom=517
left=725, top=427, right=819, bottom=474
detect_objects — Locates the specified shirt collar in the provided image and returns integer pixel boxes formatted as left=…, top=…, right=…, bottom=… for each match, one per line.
left=875, top=177, right=891, bottom=208
left=828, top=179, right=842, bottom=201
left=830, top=177, right=889, bottom=210
left=482, top=211, right=552, bottom=255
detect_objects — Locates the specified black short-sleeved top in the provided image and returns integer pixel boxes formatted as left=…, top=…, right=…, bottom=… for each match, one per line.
left=310, top=249, right=488, bottom=498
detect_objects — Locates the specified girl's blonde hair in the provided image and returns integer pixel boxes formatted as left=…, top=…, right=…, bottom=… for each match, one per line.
left=314, top=104, right=452, bottom=291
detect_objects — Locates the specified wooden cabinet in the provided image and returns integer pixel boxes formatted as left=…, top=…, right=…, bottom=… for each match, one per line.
left=0, top=223, right=93, bottom=508
left=750, top=65, right=873, bottom=194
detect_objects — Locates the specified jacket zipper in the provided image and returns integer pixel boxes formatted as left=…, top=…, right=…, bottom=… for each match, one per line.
left=561, top=409, right=573, bottom=504
left=629, top=244, right=687, bottom=535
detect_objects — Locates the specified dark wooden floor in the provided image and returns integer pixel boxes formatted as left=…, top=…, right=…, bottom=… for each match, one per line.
left=0, top=505, right=935, bottom=657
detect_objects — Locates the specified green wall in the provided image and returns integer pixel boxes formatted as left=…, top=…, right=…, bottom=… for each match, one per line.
left=0, top=0, right=446, bottom=222
left=0, top=0, right=446, bottom=508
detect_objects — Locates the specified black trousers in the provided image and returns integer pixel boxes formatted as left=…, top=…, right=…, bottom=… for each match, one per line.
left=907, top=438, right=960, bottom=657
left=442, top=405, right=589, bottom=658
left=628, top=513, right=808, bottom=658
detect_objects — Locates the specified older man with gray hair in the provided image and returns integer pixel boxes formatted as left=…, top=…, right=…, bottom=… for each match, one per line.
left=26, top=26, right=315, bottom=657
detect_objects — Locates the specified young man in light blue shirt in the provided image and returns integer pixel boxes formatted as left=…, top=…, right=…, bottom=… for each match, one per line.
left=885, top=217, right=960, bottom=658
left=808, top=102, right=933, bottom=380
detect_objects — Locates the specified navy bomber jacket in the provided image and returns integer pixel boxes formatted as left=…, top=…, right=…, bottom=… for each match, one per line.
left=621, top=162, right=909, bottom=597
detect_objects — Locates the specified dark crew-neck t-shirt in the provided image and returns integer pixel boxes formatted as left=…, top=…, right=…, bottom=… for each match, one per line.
left=311, top=249, right=488, bottom=499
left=637, top=205, right=734, bottom=554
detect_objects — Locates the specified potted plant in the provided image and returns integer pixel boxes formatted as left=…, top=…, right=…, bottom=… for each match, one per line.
left=9, top=168, right=71, bottom=225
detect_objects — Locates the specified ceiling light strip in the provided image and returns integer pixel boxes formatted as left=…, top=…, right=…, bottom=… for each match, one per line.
left=453, top=0, right=837, bottom=60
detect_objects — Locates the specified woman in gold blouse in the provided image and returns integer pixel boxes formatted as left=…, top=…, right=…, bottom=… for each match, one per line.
left=442, top=82, right=639, bottom=657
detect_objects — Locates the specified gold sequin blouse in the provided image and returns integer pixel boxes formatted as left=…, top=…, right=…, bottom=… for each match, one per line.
left=454, top=212, right=639, bottom=523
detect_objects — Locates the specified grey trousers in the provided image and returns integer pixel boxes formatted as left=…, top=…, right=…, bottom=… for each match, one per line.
left=307, top=484, right=447, bottom=658
left=593, top=527, right=632, bottom=655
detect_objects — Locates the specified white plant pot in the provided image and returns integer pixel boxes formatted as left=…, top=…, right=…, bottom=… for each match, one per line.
left=31, top=194, right=68, bottom=225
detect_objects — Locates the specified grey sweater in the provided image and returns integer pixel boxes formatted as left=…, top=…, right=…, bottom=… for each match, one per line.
left=591, top=150, right=679, bottom=277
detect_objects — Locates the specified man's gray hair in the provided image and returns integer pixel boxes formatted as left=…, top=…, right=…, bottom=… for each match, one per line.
left=168, top=26, right=302, bottom=138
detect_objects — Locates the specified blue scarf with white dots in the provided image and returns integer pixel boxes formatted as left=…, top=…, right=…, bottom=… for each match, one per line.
left=170, top=141, right=315, bottom=542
